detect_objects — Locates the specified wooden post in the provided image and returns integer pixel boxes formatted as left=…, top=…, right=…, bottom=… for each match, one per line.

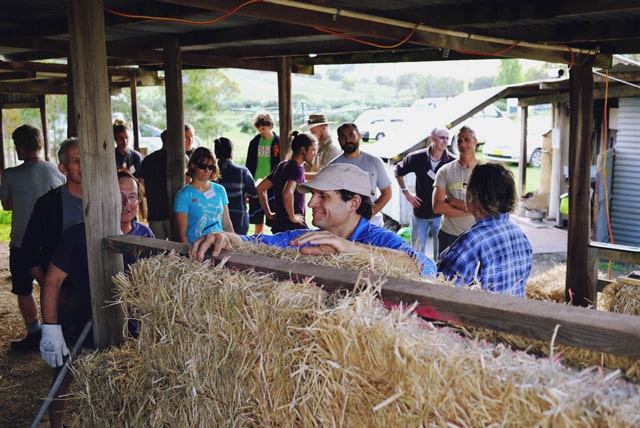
left=518, top=105, right=528, bottom=196
left=130, top=73, right=140, bottom=152
left=68, top=0, right=124, bottom=347
left=38, top=94, right=50, bottom=161
left=277, top=57, right=292, bottom=159
left=66, top=59, right=77, bottom=138
left=0, top=107, right=5, bottom=172
left=163, top=38, right=184, bottom=241
left=566, top=64, right=594, bottom=306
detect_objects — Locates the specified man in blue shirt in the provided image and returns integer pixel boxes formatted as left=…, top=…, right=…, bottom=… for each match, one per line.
left=190, top=163, right=436, bottom=275
left=438, top=163, right=533, bottom=297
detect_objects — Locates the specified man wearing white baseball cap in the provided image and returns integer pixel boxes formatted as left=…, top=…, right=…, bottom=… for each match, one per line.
left=190, top=163, right=436, bottom=275
left=300, top=113, right=341, bottom=174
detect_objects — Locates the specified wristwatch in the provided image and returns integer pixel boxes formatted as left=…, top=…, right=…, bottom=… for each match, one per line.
left=401, top=188, right=409, bottom=193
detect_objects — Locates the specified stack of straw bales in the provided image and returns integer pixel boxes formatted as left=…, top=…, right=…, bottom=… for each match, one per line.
left=72, top=252, right=640, bottom=426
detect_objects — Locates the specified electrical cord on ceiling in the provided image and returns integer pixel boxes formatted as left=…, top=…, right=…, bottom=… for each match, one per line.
left=311, top=22, right=421, bottom=49
left=104, top=0, right=263, bottom=25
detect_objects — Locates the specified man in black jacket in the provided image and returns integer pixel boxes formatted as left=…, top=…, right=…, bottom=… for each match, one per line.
left=20, top=138, right=84, bottom=351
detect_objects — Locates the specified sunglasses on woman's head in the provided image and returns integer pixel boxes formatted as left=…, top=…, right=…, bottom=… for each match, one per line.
left=196, top=162, right=215, bottom=171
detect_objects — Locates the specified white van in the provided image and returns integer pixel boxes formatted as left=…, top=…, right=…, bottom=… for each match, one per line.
left=354, top=108, right=423, bottom=142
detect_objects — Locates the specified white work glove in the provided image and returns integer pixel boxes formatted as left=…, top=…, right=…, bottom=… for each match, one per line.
left=40, top=324, right=70, bottom=368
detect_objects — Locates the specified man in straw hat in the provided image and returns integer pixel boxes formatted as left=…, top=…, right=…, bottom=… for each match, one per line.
left=190, top=163, right=436, bottom=275
left=300, top=113, right=341, bottom=175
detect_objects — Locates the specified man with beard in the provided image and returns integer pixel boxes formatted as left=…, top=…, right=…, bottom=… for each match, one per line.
left=328, top=122, right=392, bottom=227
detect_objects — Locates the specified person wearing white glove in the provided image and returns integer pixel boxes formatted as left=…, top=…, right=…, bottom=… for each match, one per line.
left=40, top=222, right=93, bottom=428
left=39, top=323, right=69, bottom=368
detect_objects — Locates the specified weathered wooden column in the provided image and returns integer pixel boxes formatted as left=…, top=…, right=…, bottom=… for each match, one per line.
left=518, top=105, right=528, bottom=196
left=66, top=59, right=77, bottom=138
left=277, top=56, right=292, bottom=159
left=0, top=107, right=5, bottom=171
left=164, top=38, right=184, bottom=241
left=566, top=64, right=595, bottom=306
left=38, top=94, right=50, bottom=161
left=130, top=72, right=140, bottom=152
left=68, top=0, right=124, bottom=346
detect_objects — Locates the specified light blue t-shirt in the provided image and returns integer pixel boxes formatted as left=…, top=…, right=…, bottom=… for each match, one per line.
left=174, top=181, right=229, bottom=244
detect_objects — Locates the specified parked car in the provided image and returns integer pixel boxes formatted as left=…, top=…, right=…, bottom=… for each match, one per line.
left=482, top=132, right=544, bottom=167
left=138, top=124, right=163, bottom=155
left=354, top=107, right=423, bottom=142
left=480, top=112, right=549, bottom=168
left=447, top=105, right=514, bottom=153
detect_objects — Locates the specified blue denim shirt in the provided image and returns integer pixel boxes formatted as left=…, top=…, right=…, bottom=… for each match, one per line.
left=241, top=217, right=436, bottom=275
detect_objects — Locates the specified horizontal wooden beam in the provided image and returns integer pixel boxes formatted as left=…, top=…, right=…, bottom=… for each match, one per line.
left=164, top=0, right=609, bottom=67
left=104, top=235, right=640, bottom=358
left=590, top=241, right=640, bottom=265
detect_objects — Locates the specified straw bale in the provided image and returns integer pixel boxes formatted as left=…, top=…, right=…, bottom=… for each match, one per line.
left=72, top=253, right=640, bottom=427
left=600, top=280, right=640, bottom=316
left=233, top=241, right=424, bottom=279
left=525, top=264, right=566, bottom=302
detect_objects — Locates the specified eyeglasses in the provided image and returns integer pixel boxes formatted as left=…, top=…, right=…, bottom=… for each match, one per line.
left=196, top=163, right=215, bottom=171
left=121, top=193, right=139, bottom=204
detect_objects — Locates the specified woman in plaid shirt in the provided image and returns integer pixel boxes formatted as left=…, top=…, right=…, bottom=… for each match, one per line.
left=438, top=163, right=532, bottom=297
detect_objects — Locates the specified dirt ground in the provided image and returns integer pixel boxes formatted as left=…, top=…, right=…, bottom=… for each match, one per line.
left=0, top=244, right=58, bottom=428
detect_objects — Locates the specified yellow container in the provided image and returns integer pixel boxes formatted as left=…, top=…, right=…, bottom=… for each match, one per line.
left=560, top=194, right=569, bottom=215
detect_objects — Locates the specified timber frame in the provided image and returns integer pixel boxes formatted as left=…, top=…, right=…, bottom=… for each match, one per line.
left=0, top=0, right=639, bottom=344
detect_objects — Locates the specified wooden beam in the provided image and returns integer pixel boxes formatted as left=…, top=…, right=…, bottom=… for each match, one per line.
left=164, top=0, right=607, bottom=67
left=103, top=235, right=640, bottom=358
left=589, top=241, right=640, bottom=266
left=38, top=94, right=49, bottom=161
left=566, top=65, right=594, bottom=307
left=518, top=106, right=528, bottom=196
left=277, top=57, right=292, bottom=160
left=164, top=38, right=184, bottom=242
left=67, top=58, right=76, bottom=138
left=0, top=79, right=67, bottom=95
left=0, top=107, right=4, bottom=171
left=68, top=0, right=124, bottom=348
left=130, top=75, right=140, bottom=152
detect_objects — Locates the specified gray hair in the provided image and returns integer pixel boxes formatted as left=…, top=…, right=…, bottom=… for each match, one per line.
left=57, top=137, right=79, bottom=164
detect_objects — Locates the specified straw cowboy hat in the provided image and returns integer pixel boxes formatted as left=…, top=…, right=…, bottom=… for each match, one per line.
left=300, top=113, right=333, bottom=132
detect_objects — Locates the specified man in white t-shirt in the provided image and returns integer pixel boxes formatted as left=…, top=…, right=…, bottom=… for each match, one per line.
left=432, top=125, right=480, bottom=257
left=329, top=122, right=392, bottom=227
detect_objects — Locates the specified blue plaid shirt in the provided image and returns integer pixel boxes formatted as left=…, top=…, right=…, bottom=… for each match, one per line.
left=438, top=213, right=532, bottom=297
left=241, top=217, right=437, bottom=275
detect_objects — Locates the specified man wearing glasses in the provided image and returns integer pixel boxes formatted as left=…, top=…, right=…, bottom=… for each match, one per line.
left=394, top=127, right=455, bottom=259
left=328, top=122, right=392, bottom=227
